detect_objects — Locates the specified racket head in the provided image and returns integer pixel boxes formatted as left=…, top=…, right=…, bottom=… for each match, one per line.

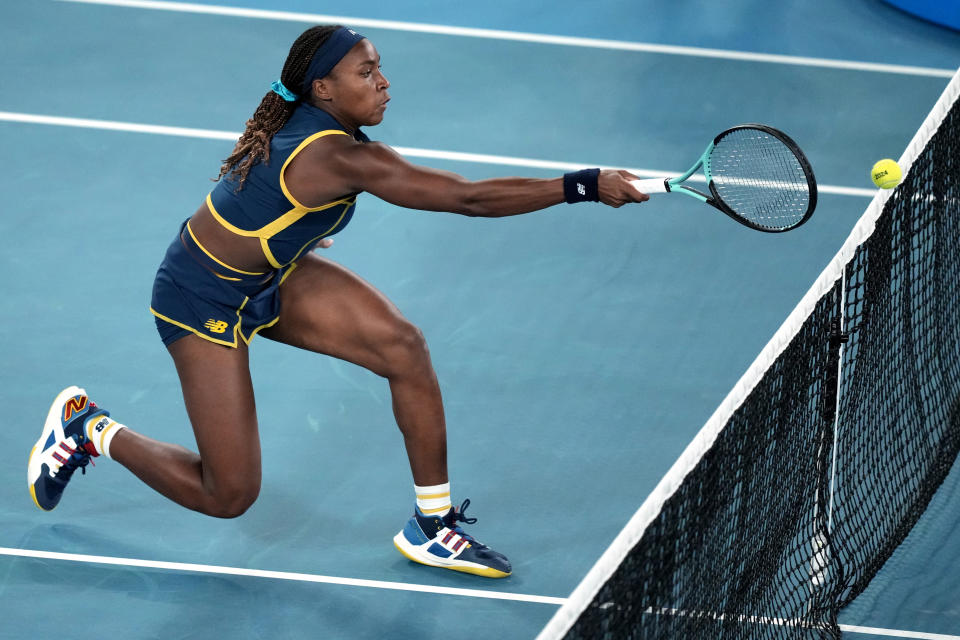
left=702, top=124, right=817, bottom=232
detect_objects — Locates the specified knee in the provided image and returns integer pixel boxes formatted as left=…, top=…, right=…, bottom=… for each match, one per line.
left=208, top=482, right=260, bottom=519
left=377, top=319, right=431, bottom=375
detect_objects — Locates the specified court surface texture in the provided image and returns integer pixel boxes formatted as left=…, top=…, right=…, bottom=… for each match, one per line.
left=1, top=1, right=959, bottom=639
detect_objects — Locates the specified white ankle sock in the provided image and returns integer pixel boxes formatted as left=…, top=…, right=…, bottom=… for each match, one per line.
left=415, top=482, right=452, bottom=516
left=84, top=414, right=126, bottom=460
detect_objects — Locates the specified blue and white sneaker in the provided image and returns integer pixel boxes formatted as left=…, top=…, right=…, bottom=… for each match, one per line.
left=393, top=499, right=512, bottom=578
left=28, top=386, right=108, bottom=511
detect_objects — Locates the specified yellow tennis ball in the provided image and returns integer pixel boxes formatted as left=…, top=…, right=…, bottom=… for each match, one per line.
left=871, top=159, right=902, bottom=189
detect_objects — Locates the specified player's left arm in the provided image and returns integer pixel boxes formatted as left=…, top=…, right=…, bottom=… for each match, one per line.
left=334, top=141, right=647, bottom=216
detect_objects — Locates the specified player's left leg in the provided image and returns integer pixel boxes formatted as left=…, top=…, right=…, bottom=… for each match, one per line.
left=262, top=253, right=447, bottom=485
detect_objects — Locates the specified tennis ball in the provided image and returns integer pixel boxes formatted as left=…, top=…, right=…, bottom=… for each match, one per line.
left=871, top=159, right=902, bottom=189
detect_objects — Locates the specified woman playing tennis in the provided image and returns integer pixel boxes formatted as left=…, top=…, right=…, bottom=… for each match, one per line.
left=28, top=25, right=647, bottom=578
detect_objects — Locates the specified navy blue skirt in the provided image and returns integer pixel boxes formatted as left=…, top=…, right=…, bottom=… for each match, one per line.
left=150, top=220, right=297, bottom=347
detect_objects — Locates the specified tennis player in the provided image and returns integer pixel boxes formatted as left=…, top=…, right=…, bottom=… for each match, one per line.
left=28, top=25, right=647, bottom=578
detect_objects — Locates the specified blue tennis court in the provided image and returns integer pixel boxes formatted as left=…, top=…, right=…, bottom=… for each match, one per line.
left=1, top=1, right=959, bottom=638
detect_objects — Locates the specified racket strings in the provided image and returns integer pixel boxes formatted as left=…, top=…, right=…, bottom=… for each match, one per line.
left=709, top=129, right=812, bottom=229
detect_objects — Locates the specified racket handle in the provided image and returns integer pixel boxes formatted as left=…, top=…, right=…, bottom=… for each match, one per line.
left=629, top=178, right=670, bottom=194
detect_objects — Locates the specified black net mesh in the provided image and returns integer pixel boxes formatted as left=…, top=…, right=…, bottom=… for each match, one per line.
left=560, top=95, right=960, bottom=639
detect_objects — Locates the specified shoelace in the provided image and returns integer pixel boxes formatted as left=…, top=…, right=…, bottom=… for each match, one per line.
left=447, top=499, right=478, bottom=525
left=54, top=439, right=94, bottom=482
left=443, top=499, right=482, bottom=545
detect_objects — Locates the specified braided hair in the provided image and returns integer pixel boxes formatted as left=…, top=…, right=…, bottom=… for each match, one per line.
left=217, top=25, right=342, bottom=190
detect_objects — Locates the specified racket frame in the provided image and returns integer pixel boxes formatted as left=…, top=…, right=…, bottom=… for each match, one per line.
left=632, top=124, right=817, bottom=233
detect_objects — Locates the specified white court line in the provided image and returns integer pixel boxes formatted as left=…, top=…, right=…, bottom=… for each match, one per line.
left=840, top=625, right=960, bottom=640
left=0, top=546, right=565, bottom=605
left=0, top=547, right=951, bottom=639
left=0, top=111, right=877, bottom=198
left=56, top=0, right=956, bottom=78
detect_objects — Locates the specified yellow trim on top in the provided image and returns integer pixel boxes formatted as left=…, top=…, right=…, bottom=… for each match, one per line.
left=207, top=184, right=354, bottom=269
left=206, top=131, right=352, bottom=240
left=206, top=128, right=355, bottom=268
left=259, top=196, right=354, bottom=240
left=186, top=220, right=266, bottom=275
left=261, top=237, right=282, bottom=269
left=286, top=202, right=355, bottom=264
left=207, top=193, right=260, bottom=238
left=214, top=273, right=243, bottom=282
left=279, top=129, right=350, bottom=210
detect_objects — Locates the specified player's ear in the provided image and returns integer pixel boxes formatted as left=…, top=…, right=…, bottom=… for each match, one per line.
left=312, top=78, right=333, bottom=102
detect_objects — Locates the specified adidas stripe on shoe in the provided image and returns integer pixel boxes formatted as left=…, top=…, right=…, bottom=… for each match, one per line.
left=28, top=386, right=110, bottom=511
left=393, top=499, right=512, bottom=578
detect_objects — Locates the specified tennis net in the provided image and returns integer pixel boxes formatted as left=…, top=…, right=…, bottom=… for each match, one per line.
left=538, top=66, right=960, bottom=640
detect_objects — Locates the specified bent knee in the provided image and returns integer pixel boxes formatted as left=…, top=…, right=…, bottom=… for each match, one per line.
left=377, top=319, right=431, bottom=373
left=207, top=483, right=260, bottom=519
left=393, top=320, right=428, bottom=355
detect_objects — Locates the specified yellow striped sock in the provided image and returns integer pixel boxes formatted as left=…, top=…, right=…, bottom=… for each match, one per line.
left=415, top=482, right=452, bottom=516
left=84, top=414, right=126, bottom=460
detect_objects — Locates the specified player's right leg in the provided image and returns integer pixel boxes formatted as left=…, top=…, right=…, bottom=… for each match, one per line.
left=28, top=385, right=117, bottom=511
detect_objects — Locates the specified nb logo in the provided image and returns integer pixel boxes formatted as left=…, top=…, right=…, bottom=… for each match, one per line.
left=63, top=396, right=88, bottom=422
left=577, top=183, right=586, bottom=196
left=94, top=417, right=110, bottom=433
left=204, top=319, right=229, bottom=334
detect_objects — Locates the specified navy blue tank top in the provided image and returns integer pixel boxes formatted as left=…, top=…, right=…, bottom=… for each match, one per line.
left=207, top=103, right=368, bottom=268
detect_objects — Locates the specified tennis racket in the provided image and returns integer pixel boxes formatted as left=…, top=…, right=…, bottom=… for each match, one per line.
left=629, top=124, right=817, bottom=232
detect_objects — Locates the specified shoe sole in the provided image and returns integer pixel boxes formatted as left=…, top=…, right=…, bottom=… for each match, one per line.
left=27, top=385, right=85, bottom=511
left=392, top=532, right=511, bottom=578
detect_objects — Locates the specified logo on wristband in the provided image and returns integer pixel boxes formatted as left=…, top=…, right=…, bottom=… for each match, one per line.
left=563, top=168, right=600, bottom=203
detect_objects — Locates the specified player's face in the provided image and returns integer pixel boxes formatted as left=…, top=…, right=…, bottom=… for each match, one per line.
left=325, top=39, right=391, bottom=127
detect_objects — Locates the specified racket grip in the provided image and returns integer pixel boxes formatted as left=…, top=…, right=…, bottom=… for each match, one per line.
left=629, top=178, right=670, bottom=194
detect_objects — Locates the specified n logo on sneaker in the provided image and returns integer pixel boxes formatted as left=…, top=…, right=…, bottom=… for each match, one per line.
left=63, top=396, right=88, bottom=422
left=203, top=319, right=229, bottom=334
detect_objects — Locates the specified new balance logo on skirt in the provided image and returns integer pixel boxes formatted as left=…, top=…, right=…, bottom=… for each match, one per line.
left=203, top=319, right=229, bottom=334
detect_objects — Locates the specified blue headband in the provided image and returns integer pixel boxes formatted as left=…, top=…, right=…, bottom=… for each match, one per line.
left=301, top=27, right=366, bottom=94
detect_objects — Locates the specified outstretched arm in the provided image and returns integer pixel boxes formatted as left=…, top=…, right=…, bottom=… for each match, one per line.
left=330, top=140, right=648, bottom=217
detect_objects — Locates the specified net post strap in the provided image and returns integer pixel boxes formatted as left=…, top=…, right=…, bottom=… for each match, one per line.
left=827, top=274, right=846, bottom=533
left=536, top=64, right=960, bottom=640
